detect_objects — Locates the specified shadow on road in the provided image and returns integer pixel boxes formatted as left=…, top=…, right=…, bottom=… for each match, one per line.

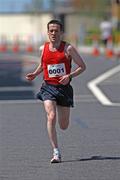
left=62, top=155, right=120, bottom=163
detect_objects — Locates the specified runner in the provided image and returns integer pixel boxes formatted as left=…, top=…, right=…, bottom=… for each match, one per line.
left=100, top=17, right=113, bottom=47
left=26, top=19, right=86, bottom=163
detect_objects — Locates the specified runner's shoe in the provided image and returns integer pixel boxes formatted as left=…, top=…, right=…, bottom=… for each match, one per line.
left=50, top=152, right=61, bottom=163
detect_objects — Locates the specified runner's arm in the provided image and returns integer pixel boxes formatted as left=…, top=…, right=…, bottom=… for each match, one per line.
left=26, top=45, right=44, bottom=81
left=33, top=45, right=44, bottom=75
left=59, top=44, right=86, bottom=85
left=66, top=44, right=86, bottom=79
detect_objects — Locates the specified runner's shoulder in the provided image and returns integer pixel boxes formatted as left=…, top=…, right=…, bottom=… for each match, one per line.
left=39, top=44, right=44, bottom=52
left=39, top=42, right=50, bottom=52
left=64, top=42, right=75, bottom=54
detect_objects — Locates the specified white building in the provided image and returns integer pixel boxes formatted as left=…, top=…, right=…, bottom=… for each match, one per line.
left=0, top=13, right=52, bottom=45
left=0, top=12, right=100, bottom=46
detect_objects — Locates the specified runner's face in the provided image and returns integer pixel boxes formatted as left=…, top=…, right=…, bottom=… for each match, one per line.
left=48, top=24, right=62, bottom=43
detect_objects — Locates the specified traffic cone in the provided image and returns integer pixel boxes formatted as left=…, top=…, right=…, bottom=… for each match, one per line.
left=12, top=35, right=20, bottom=53
left=26, top=35, right=34, bottom=53
left=13, top=44, right=19, bottom=52
left=92, top=35, right=100, bottom=56
left=0, top=35, right=7, bottom=52
left=0, top=44, right=7, bottom=52
left=105, top=36, right=114, bottom=58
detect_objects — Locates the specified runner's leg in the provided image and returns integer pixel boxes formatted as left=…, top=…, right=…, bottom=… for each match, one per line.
left=44, top=100, right=58, bottom=149
left=57, top=106, right=70, bottom=130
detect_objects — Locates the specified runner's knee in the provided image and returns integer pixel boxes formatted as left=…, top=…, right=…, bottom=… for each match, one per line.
left=47, top=111, right=56, bottom=123
left=59, top=118, right=69, bottom=130
left=60, top=125, right=68, bottom=130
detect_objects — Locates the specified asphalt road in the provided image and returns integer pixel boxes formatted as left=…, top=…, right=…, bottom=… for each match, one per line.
left=0, top=52, right=120, bottom=180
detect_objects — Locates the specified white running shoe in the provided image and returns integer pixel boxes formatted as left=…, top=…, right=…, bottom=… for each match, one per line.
left=51, top=152, right=61, bottom=163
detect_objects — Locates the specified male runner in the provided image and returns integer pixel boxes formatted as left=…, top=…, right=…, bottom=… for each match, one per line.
left=26, top=19, right=86, bottom=163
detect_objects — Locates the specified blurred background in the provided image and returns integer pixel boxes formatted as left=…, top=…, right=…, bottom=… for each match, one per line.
left=0, top=0, right=120, bottom=101
left=0, top=0, right=120, bottom=51
left=1, top=2, right=120, bottom=179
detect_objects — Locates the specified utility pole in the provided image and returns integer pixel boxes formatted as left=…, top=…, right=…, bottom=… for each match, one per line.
left=53, top=13, right=65, bottom=32
left=52, top=0, right=66, bottom=32
left=111, top=0, right=120, bottom=29
left=52, top=0, right=73, bottom=33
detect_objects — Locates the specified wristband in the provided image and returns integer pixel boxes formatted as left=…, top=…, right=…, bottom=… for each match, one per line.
left=69, top=74, right=72, bottom=81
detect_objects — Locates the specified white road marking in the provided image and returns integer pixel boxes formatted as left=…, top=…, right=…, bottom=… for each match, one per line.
left=87, top=64, right=120, bottom=106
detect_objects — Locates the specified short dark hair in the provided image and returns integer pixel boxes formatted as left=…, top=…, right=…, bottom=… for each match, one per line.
left=47, top=19, right=63, bottom=31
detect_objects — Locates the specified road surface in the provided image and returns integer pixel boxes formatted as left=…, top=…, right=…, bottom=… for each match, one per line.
left=0, top=52, right=120, bottom=180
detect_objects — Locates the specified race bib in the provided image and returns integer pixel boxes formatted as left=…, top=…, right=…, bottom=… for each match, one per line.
left=47, top=63, right=66, bottom=77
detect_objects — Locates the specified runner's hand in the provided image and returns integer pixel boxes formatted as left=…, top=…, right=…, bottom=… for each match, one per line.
left=26, top=73, right=36, bottom=81
left=59, top=75, right=70, bottom=85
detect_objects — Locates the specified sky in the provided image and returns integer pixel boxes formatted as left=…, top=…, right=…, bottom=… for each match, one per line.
left=0, top=0, right=32, bottom=13
left=0, top=0, right=70, bottom=13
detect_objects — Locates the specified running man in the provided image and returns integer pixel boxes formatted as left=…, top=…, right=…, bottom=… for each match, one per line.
left=100, top=17, right=113, bottom=47
left=26, top=19, right=86, bottom=163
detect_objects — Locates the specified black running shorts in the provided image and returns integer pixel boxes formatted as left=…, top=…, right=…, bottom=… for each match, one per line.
left=37, top=81, right=74, bottom=107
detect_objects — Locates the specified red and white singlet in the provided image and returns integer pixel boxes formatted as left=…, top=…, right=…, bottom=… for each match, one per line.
left=41, top=41, right=71, bottom=85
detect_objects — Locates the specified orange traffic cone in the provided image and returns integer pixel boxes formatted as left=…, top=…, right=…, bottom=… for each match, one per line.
left=12, top=35, right=20, bottom=53
left=0, top=44, right=7, bottom=52
left=0, top=35, right=7, bottom=52
left=13, top=44, right=19, bottom=52
left=92, top=35, right=100, bottom=56
left=105, top=36, right=114, bottom=58
left=26, top=35, right=34, bottom=53
left=26, top=45, right=34, bottom=52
